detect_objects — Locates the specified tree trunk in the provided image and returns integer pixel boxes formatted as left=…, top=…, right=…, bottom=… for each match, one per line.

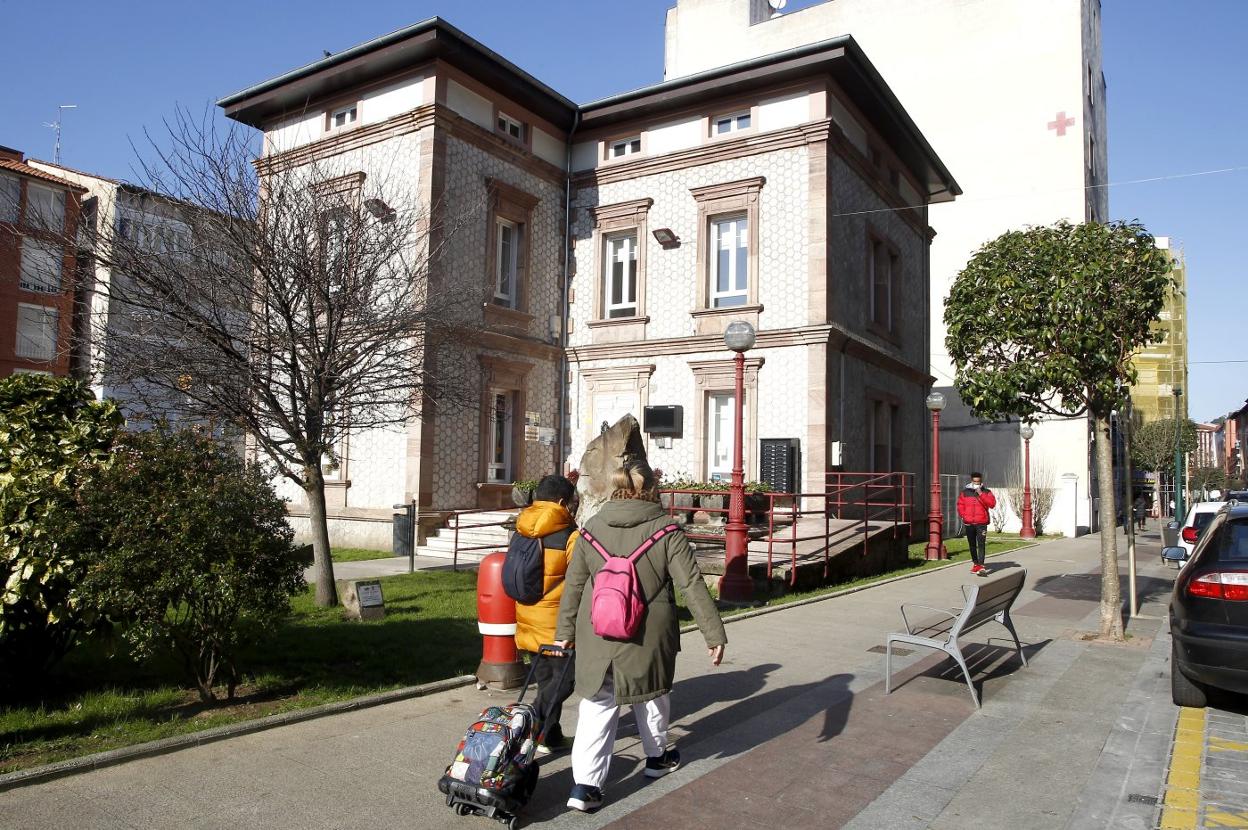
left=1094, top=414, right=1124, bottom=640
left=305, top=464, right=338, bottom=607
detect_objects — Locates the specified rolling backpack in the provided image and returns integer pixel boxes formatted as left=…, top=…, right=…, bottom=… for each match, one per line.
left=502, top=527, right=573, bottom=604
left=576, top=523, right=680, bottom=640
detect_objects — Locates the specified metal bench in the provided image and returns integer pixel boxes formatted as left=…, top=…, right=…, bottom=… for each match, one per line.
left=884, top=567, right=1029, bottom=708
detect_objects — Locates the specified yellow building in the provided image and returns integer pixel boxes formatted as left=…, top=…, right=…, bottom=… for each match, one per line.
left=1130, top=237, right=1188, bottom=424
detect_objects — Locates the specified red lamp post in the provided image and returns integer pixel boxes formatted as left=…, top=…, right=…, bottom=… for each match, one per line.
left=719, top=320, right=756, bottom=603
left=925, top=392, right=947, bottom=560
left=1019, top=423, right=1036, bottom=539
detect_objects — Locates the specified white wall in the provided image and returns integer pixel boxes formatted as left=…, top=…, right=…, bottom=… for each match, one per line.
left=362, top=75, right=425, bottom=123
left=445, top=79, right=494, bottom=131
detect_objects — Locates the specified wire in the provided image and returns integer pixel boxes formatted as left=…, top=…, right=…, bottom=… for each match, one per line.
left=831, top=164, right=1248, bottom=219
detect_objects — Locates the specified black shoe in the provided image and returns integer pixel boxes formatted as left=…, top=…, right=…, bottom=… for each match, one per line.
left=644, top=748, right=681, bottom=779
left=567, top=784, right=604, bottom=812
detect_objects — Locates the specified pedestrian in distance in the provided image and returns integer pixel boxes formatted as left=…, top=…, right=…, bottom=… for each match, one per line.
left=511, top=474, right=580, bottom=756
left=956, top=471, right=996, bottom=577
left=1133, top=491, right=1150, bottom=531
left=554, top=461, right=726, bottom=813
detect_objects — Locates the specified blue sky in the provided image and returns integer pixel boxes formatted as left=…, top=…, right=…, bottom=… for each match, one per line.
left=2, top=0, right=1244, bottom=421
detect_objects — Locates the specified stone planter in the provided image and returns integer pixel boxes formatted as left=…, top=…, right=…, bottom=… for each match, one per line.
left=511, top=487, right=533, bottom=507
left=699, top=494, right=726, bottom=513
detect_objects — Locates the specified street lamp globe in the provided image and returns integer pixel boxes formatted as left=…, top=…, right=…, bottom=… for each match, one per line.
left=1021, top=424, right=1035, bottom=441
left=723, top=320, right=756, bottom=353
left=925, top=392, right=946, bottom=412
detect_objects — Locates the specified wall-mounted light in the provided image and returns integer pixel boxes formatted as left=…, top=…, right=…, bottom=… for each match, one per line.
left=364, top=198, right=396, bottom=222
left=652, top=227, right=680, bottom=249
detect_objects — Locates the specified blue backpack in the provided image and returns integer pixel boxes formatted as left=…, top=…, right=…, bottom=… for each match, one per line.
left=502, top=527, right=572, bottom=604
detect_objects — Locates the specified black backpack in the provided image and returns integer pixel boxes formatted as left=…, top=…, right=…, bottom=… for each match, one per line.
left=502, top=527, right=573, bottom=604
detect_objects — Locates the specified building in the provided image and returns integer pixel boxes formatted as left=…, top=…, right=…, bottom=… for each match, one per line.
left=0, top=146, right=84, bottom=378
left=664, top=0, right=1108, bottom=537
left=1129, top=237, right=1189, bottom=425
left=217, top=18, right=956, bottom=548
left=27, top=159, right=236, bottom=427
left=1194, top=422, right=1219, bottom=470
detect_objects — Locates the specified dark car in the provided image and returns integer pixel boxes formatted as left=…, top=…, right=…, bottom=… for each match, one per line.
left=1170, top=502, right=1248, bottom=707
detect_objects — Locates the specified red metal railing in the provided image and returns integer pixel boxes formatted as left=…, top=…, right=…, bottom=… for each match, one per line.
left=418, top=507, right=514, bottom=571
left=658, top=471, right=913, bottom=587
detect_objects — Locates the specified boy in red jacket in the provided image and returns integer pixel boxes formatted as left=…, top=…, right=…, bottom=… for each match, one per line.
left=956, top=472, right=996, bottom=576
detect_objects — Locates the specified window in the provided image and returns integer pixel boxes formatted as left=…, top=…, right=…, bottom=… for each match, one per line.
left=330, top=105, right=357, bottom=129
left=707, top=392, right=747, bottom=482
left=322, top=206, right=350, bottom=290
left=0, top=174, right=18, bottom=222
left=16, top=304, right=58, bottom=361
left=610, top=137, right=642, bottom=159
left=1089, top=135, right=1097, bottom=177
left=26, top=184, right=65, bottom=231
left=494, top=218, right=521, bottom=308
left=604, top=233, right=638, bottom=318
left=710, top=216, right=748, bottom=308
left=869, top=238, right=896, bottom=330
left=19, top=240, right=63, bottom=293
left=487, top=391, right=513, bottom=483
left=497, top=113, right=524, bottom=141
left=1088, top=65, right=1095, bottom=107
left=713, top=111, right=751, bottom=136
left=118, top=209, right=191, bottom=257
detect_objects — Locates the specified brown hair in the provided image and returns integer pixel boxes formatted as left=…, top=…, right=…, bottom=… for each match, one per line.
left=610, top=462, right=659, bottom=502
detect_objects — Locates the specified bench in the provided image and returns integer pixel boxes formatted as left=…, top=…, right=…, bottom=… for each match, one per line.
left=884, top=568, right=1028, bottom=708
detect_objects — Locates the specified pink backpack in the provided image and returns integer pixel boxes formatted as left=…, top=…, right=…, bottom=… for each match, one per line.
left=577, top=524, right=680, bottom=640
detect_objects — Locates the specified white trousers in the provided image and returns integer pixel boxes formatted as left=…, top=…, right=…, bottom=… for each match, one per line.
left=571, top=669, right=670, bottom=789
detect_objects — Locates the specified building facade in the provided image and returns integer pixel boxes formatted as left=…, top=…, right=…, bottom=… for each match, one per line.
left=664, top=0, right=1109, bottom=537
left=217, top=19, right=956, bottom=547
left=1129, top=237, right=1189, bottom=425
left=0, top=147, right=83, bottom=378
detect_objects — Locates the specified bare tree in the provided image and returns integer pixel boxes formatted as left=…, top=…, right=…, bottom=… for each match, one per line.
left=66, top=109, right=482, bottom=606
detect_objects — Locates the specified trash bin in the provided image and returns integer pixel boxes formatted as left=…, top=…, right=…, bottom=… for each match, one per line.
left=1161, top=521, right=1179, bottom=548
left=393, top=512, right=412, bottom=556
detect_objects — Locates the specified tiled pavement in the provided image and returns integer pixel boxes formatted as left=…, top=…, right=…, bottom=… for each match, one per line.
left=1159, top=705, right=1248, bottom=828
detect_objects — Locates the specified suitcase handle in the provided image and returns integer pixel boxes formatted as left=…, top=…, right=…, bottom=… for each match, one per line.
left=515, top=644, right=576, bottom=742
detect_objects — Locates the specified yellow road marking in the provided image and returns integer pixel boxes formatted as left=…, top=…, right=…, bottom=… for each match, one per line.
left=1206, top=810, right=1248, bottom=828
left=1210, top=737, right=1248, bottom=753
left=1161, top=708, right=1207, bottom=830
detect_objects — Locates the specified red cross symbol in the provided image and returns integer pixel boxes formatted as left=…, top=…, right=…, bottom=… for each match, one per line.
left=1048, top=111, right=1076, bottom=137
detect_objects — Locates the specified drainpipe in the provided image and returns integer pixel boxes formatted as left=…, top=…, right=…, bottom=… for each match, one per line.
left=556, top=110, right=581, bottom=472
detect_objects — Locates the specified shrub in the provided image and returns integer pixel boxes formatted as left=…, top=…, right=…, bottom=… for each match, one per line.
left=0, top=375, right=121, bottom=690
left=72, top=429, right=306, bottom=701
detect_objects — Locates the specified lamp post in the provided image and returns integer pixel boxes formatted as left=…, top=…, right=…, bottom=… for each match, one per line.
left=719, top=320, right=756, bottom=603
left=1174, top=386, right=1185, bottom=521
left=1019, top=424, right=1036, bottom=539
left=925, top=392, right=947, bottom=560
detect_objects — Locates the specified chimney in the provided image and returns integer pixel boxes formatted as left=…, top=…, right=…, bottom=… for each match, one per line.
left=0, top=145, right=23, bottom=162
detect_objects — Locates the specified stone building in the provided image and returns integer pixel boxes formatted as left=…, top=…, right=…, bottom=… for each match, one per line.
left=665, top=0, right=1109, bottom=537
left=217, top=19, right=955, bottom=547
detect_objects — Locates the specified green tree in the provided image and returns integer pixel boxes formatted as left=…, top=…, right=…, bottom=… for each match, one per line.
left=945, top=220, right=1173, bottom=640
left=71, top=429, right=307, bottom=701
left=0, top=375, right=121, bottom=689
left=1190, top=465, right=1228, bottom=497
left=1130, top=418, right=1196, bottom=514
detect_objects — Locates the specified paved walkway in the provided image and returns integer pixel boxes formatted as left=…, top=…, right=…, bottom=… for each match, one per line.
left=2, top=528, right=1189, bottom=829
left=306, top=554, right=479, bottom=583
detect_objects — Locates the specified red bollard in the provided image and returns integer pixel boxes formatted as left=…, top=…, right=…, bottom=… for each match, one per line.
left=476, top=551, right=526, bottom=689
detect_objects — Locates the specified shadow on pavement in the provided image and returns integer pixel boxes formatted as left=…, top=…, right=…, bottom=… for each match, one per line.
left=522, top=670, right=856, bottom=823
left=887, top=639, right=1053, bottom=702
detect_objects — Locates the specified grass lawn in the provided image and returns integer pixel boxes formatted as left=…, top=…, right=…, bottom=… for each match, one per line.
left=2, top=532, right=1045, bottom=775
left=331, top=547, right=397, bottom=563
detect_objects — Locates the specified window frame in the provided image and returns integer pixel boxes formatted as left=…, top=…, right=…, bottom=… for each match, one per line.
left=496, top=112, right=525, bottom=143
left=710, top=110, right=753, bottom=138
left=0, top=173, right=18, bottom=223
left=327, top=103, right=359, bottom=132
left=15, top=303, right=58, bottom=362
left=866, top=228, right=901, bottom=339
left=482, top=178, right=539, bottom=326
left=605, top=135, right=644, bottom=162
left=603, top=231, right=639, bottom=319
left=486, top=389, right=514, bottom=484
left=708, top=213, right=750, bottom=309
left=690, top=177, right=765, bottom=334
left=588, top=198, right=652, bottom=332
left=25, top=183, right=65, bottom=232
left=19, top=238, right=64, bottom=294
left=493, top=218, right=520, bottom=308
left=478, top=355, right=534, bottom=488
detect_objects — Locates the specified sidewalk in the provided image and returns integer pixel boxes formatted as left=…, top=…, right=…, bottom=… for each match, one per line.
left=0, top=529, right=1181, bottom=829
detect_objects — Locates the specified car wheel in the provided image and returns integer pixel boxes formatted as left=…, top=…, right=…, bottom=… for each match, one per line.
left=1171, top=641, right=1208, bottom=708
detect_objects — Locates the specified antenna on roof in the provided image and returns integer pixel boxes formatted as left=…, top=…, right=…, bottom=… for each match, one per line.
left=45, top=104, right=78, bottom=165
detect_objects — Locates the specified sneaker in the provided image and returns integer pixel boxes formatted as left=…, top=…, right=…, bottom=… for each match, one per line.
left=975, top=565, right=990, bottom=577
left=644, top=748, right=681, bottom=779
left=567, top=783, right=604, bottom=812
left=970, top=563, right=984, bottom=574
left=534, top=744, right=552, bottom=757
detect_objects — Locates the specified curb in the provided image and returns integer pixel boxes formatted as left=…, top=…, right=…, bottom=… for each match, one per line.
left=0, top=674, right=477, bottom=794
left=680, top=540, right=1043, bottom=634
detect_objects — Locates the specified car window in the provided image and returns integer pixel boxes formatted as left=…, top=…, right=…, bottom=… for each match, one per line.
left=1194, top=512, right=1217, bottom=533
left=1212, top=519, right=1248, bottom=561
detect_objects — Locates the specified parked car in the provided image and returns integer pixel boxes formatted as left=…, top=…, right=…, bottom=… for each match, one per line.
left=1174, top=500, right=1227, bottom=561
left=1168, top=502, right=1248, bottom=707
